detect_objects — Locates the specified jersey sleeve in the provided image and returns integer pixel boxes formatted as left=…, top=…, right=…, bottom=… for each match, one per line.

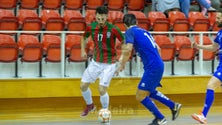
left=125, top=28, right=134, bottom=44
left=113, top=26, right=124, bottom=43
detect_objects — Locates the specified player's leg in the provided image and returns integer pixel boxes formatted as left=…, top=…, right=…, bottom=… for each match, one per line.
left=136, top=89, right=167, bottom=125
left=149, top=90, right=182, bottom=120
left=80, top=61, right=102, bottom=117
left=192, top=76, right=221, bottom=124
left=99, top=63, right=116, bottom=109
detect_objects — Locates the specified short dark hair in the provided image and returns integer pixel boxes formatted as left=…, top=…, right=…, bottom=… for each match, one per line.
left=123, top=14, right=137, bottom=27
left=96, top=6, right=108, bottom=15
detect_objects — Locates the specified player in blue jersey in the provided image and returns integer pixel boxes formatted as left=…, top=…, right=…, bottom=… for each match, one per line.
left=115, top=14, right=182, bottom=125
left=191, top=12, right=222, bottom=124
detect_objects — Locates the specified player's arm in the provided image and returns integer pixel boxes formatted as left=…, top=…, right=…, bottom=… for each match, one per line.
left=81, top=37, right=88, bottom=59
left=116, top=43, right=133, bottom=75
left=156, top=43, right=161, bottom=56
left=193, top=42, right=219, bottom=52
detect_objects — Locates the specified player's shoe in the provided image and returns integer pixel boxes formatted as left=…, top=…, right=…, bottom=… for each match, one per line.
left=80, top=103, right=96, bottom=117
left=148, top=117, right=167, bottom=125
left=191, top=113, right=207, bottom=124
left=171, top=103, right=182, bottom=120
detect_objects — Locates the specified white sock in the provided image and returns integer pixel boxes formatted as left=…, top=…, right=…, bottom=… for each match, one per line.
left=82, top=88, right=93, bottom=105
left=100, top=92, right=109, bottom=109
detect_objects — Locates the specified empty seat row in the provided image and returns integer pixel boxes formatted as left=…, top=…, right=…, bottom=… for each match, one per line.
left=0, top=0, right=145, bottom=11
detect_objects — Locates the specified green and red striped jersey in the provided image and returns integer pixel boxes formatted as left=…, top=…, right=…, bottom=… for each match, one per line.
left=83, top=21, right=124, bottom=64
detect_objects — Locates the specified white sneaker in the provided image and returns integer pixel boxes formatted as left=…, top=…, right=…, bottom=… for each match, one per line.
left=191, top=113, right=207, bottom=124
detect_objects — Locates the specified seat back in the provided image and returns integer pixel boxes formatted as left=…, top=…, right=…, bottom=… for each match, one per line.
left=63, top=10, right=83, bottom=24
left=64, top=0, right=84, bottom=10
left=20, top=0, right=40, bottom=9
left=127, top=0, right=144, bottom=11
left=0, top=17, right=19, bottom=31
left=148, top=11, right=166, bottom=27
left=18, top=35, right=42, bottom=62
left=107, top=0, right=125, bottom=11
left=42, top=35, right=61, bottom=62
left=85, top=0, right=105, bottom=10
left=174, top=35, right=196, bottom=60
left=0, top=34, right=18, bottom=62
left=0, top=0, right=17, bottom=9
left=108, top=11, right=124, bottom=23
left=85, top=9, right=96, bottom=24
left=153, top=19, right=170, bottom=31
left=168, top=11, right=187, bottom=26
left=42, top=0, right=62, bottom=9
left=65, top=34, right=87, bottom=62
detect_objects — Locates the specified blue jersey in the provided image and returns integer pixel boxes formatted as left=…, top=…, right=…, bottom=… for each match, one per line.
left=125, top=26, right=163, bottom=70
left=214, top=29, right=222, bottom=64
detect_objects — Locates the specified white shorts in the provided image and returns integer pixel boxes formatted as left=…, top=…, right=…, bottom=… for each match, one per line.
left=81, top=60, right=117, bottom=87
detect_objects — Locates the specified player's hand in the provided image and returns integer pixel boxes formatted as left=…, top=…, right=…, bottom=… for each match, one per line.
left=115, top=62, right=125, bottom=76
left=81, top=51, right=87, bottom=59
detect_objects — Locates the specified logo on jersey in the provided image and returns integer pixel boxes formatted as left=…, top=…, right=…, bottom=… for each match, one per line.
left=140, top=83, right=145, bottom=88
left=217, top=72, right=221, bottom=76
left=107, top=32, right=111, bottom=38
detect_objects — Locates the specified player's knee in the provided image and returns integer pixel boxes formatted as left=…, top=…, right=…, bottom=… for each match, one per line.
left=136, top=94, right=145, bottom=102
left=80, top=82, right=89, bottom=91
left=99, top=86, right=107, bottom=95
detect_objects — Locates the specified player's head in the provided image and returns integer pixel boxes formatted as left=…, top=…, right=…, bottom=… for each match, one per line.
left=123, top=14, right=137, bottom=28
left=95, top=6, right=108, bottom=27
left=216, top=11, right=222, bottom=28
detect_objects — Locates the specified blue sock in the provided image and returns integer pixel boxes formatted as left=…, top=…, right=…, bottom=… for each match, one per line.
left=202, top=89, right=214, bottom=117
left=149, top=91, right=175, bottom=109
left=141, top=96, right=164, bottom=119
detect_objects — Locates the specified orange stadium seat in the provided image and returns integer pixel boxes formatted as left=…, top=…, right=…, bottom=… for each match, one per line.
left=65, top=34, right=87, bottom=63
left=154, top=35, right=176, bottom=75
left=128, top=11, right=150, bottom=30
left=147, top=11, right=167, bottom=29
left=0, top=0, right=17, bottom=9
left=0, top=34, right=18, bottom=62
left=18, top=9, right=42, bottom=32
left=41, top=10, right=64, bottom=31
left=42, top=0, right=62, bottom=9
left=20, top=0, right=40, bottom=9
left=194, top=35, right=215, bottom=73
left=126, top=0, right=145, bottom=11
left=153, top=18, right=170, bottom=32
left=207, top=12, right=217, bottom=30
left=189, top=11, right=210, bottom=31
left=42, top=35, right=61, bottom=62
left=174, top=35, right=196, bottom=74
left=63, top=10, right=86, bottom=31
left=107, top=0, right=125, bottom=11
left=113, top=18, right=126, bottom=31
left=168, top=11, right=190, bottom=32
left=18, top=34, right=42, bottom=62
left=64, top=0, right=84, bottom=10
left=85, top=0, right=105, bottom=10
left=108, top=11, right=124, bottom=23
left=85, top=9, right=96, bottom=24
left=0, top=9, right=18, bottom=33
left=0, top=34, right=18, bottom=77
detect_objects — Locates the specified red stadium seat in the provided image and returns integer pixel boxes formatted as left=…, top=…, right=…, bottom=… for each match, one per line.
left=148, top=11, right=167, bottom=29
left=174, top=35, right=196, bottom=74
left=0, top=34, right=18, bottom=77
left=127, top=0, right=145, bottom=11
left=85, top=0, right=105, bottom=10
left=41, top=10, right=64, bottom=31
left=108, top=11, right=124, bottom=23
left=18, top=34, right=42, bottom=62
left=0, top=0, right=17, bottom=9
left=20, top=0, right=40, bottom=9
left=107, top=0, right=125, bottom=11
left=18, top=9, right=42, bottom=32
left=154, top=35, right=176, bottom=75
left=128, top=11, right=150, bottom=30
left=63, top=10, right=86, bottom=31
left=64, top=0, right=84, bottom=10
left=85, top=9, right=96, bottom=24
left=189, top=11, right=210, bottom=31
left=42, top=0, right=62, bottom=9
left=42, top=35, right=61, bottom=62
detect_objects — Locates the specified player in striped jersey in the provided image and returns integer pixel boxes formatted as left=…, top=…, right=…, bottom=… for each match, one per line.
left=80, top=6, right=124, bottom=117
left=116, top=14, right=182, bottom=125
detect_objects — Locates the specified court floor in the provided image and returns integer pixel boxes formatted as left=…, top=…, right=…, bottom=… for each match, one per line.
left=0, top=106, right=221, bottom=125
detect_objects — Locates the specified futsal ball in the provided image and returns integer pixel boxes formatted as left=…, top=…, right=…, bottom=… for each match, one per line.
left=98, top=109, right=111, bottom=123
